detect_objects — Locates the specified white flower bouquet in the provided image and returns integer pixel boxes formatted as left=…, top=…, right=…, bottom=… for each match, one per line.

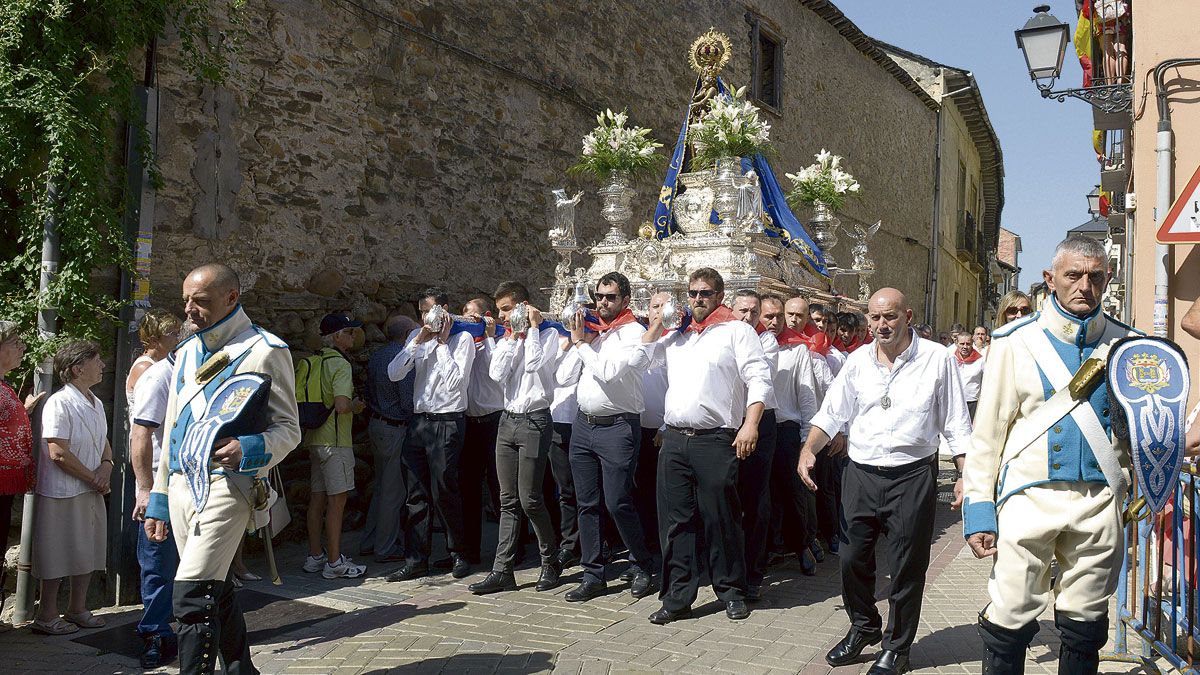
left=687, top=86, right=771, bottom=168
left=785, top=149, right=862, bottom=211
left=568, top=109, right=663, bottom=181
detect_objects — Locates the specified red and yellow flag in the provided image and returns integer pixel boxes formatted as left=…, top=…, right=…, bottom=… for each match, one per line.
left=1075, top=1, right=1094, bottom=87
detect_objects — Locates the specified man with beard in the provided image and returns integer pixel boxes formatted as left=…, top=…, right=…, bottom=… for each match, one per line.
left=144, top=263, right=301, bottom=675
left=637, top=268, right=773, bottom=624
left=799, top=288, right=971, bottom=675
left=556, top=272, right=657, bottom=602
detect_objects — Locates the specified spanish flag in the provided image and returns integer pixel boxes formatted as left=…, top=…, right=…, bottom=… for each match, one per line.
left=1075, top=1, right=1094, bottom=88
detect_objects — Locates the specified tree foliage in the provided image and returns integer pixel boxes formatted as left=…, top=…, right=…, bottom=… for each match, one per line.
left=0, top=0, right=241, bottom=389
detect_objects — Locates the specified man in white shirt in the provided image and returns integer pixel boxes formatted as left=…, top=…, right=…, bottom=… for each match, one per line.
left=730, top=290, right=780, bottom=601
left=799, top=288, right=971, bottom=675
left=951, top=332, right=986, bottom=418
left=469, top=281, right=563, bottom=595
left=547, top=332, right=580, bottom=571
left=130, top=349, right=181, bottom=668
left=557, top=272, right=656, bottom=603
left=798, top=299, right=847, bottom=555
left=637, top=268, right=774, bottom=625
left=461, top=297, right=505, bottom=566
left=387, top=289, right=474, bottom=582
left=635, top=293, right=672, bottom=562
left=761, top=295, right=822, bottom=580
left=809, top=303, right=846, bottom=376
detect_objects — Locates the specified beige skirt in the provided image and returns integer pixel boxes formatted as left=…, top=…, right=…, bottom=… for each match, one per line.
left=32, top=492, right=106, bottom=579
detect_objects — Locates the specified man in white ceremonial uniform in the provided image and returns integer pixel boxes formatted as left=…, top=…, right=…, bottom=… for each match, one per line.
left=145, top=264, right=301, bottom=675
left=470, top=281, right=563, bottom=594
left=963, top=237, right=1138, bottom=675
left=636, top=267, right=773, bottom=625
left=730, top=289, right=783, bottom=598
left=386, top=288, right=474, bottom=582
left=760, top=295, right=821, bottom=580
left=799, top=288, right=971, bottom=675
left=557, top=271, right=657, bottom=602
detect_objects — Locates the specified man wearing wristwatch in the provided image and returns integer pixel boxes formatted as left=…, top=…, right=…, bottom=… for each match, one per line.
left=556, top=271, right=657, bottom=603
left=144, top=263, right=301, bottom=675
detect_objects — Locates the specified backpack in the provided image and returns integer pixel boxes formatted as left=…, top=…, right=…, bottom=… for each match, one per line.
left=294, top=350, right=334, bottom=430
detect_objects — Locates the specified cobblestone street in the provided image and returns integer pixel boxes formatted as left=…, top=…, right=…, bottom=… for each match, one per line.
left=0, top=465, right=1144, bottom=674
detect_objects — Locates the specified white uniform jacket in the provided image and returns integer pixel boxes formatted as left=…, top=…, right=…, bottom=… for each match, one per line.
left=962, top=296, right=1137, bottom=537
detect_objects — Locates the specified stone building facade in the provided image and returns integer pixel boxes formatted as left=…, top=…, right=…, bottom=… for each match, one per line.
left=147, top=0, right=940, bottom=345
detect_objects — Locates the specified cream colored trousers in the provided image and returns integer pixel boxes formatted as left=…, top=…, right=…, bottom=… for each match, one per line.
left=984, top=481, right=1123, bottom=629
left=169, top=473, right=252, bottom=581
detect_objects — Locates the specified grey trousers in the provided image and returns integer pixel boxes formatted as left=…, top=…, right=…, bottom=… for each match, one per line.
left=492, top=409, right=557, bottom=573
left=361, top=418, right=408, bottom=557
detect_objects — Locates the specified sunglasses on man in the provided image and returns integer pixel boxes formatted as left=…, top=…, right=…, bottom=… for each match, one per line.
left=687, top=289, right=717, bottom=299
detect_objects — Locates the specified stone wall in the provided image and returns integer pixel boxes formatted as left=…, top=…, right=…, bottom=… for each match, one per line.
left=149, top=0, right=937, bottom=346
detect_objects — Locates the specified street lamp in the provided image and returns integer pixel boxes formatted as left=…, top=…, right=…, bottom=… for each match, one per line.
left=1087, top=185, right=1102, bottom=217
left=1014, top=5, right=1132, bottom=113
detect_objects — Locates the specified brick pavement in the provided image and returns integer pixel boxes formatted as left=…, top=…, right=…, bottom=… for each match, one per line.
left=0, top=464, right=1154, bottom=673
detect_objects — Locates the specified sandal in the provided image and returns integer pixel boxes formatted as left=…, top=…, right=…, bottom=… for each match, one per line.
left=31, top=617, right=79, bottom=635
left=63, top=611, right=105, bottom=629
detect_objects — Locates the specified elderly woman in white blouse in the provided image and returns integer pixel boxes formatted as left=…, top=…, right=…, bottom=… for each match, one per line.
left=31, top=341, right=112, bottom=635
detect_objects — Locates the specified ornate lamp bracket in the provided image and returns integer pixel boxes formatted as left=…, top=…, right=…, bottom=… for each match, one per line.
left=1035, top=80, right=1132, bottom=114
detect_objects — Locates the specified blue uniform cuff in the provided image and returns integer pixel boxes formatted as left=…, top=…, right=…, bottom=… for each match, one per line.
left=237, top=434, right=271, bottom=473
left=146, top=492, right=170, bottom=522
left=963, top=498, right=998, bottom=537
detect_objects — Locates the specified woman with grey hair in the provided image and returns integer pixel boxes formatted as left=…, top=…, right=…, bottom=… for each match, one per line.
left=0, top=321, right=36, bottom=559
left=31, top=340, right=111, bottom=635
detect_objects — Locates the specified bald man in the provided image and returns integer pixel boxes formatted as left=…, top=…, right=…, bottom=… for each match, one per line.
left=145, top=263, right=301, bottom=675
left=799, top=289, right=972, bottom=675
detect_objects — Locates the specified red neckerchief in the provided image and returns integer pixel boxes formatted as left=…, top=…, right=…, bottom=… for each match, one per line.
left=775, top=327, right=806, bottom=348
left=955, top=347, right=984, bottom=365
left=792, top=323, right=831, bottom=355
left=836, top=336, right=865, bottom=353
left=686, top=305, right=738, bottom=334
left=585, top=308, right=638, bottom=334
left=754, top=322, right=768, bottom=335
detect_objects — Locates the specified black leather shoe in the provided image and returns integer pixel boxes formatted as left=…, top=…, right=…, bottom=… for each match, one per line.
left=799, top=550, right=816, bottom=576
left=810, top=541, right=826, bottom=563
left=385, top=561, right=428, bottom=582
left=828, top=538, right=840, bottom=555
left=555, top=548, right=580, bottom=570
left=468, top=571, right=516, bottom=595
left=866, top=649, right=910, bottom=675
left=535, top=563, right=562, bottom=591
left=619, top=567, right=636, bottom=582
left=746, top=585, right=762, bottom=602
left=825, top=627, right=883, bottom=666
left=565, top=580, right=607, bottom=602
left=140, top=635, right=163, bottom=669
left=648, top=606, right=693, bottom=625
left=630, top=570, right=658, bottom=599
left=451, top=554, right=471, bottom=579
left=726, top=600, right=750, bottom=620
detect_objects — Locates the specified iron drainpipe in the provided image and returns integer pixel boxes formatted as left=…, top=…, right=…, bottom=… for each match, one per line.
left=13, top=181, right=60, bottom=623
left=1152, top=59, right=1200, bottom=337
left=926, top=99, right=945, bottom=326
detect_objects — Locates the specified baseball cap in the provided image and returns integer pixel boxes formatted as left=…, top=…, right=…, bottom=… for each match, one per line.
left=319, top=313, right=363, bottom=336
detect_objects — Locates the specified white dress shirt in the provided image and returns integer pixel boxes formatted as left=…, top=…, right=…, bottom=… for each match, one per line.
left=557, top=321, right=648, bottom=416
left=130, top=357, right=172, bottom=471
left=550, top=337, right=579, bottom=423
left=825, top=347, right=846, bottom=376
left=953, top=351, right=987, bottom=402
left=467, top=338, right=505, bottom=416
left=810, top=350, right=834, bottom=404
left=757, top=330, right=780, bottom=412
left=811, top=331, right=972, bottom=467
left=774, top=343, right=819, bottom=439
left=39, top=384, right=107, bottom=499
left=388, top=328, right=474, bottom=414
left=638, top=320, right=774, bottom=430
left=641, top=366, right=668, bottom=430
left=489, top=326, right=561, bottom=413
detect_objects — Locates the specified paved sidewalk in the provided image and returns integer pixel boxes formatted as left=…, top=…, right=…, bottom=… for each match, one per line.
left=0, top=464, right=1149, bottom=673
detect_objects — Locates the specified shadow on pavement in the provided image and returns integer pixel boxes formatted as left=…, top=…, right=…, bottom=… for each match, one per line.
left=268, top=599, right=467, bottom=652
left=360, top=650, right=555, bottom=673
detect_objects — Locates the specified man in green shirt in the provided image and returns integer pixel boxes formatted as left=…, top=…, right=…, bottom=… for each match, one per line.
left=302, top=314, right=368, bottom=579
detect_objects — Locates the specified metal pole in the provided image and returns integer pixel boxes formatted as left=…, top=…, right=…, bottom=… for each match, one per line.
left=1154, top=124, right=1173, bottom=338
left=13, top=179, right=61, bottom=624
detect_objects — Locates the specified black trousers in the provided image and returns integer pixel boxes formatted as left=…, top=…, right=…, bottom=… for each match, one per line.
left=401, top=412, right=467, bottom=564
left=548, top=421, right=579, bottom=555
left=738, top=409, right=777, bottom=588
left=461, top=411, right=501, bottom=563
left=840, top=456, right=938, bottom=653
left=635, top=427, right=661, bottom=557
left=815, top=449, right=846, bottom=546
left=772, top=421, right=815, bottom=558
left=658, top=428, right=746, bottom=611
left=571, top=413, right=653, bottom=583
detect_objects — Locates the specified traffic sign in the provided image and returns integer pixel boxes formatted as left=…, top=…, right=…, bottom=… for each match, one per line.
left=1158, top=164, right=1200, bottom=243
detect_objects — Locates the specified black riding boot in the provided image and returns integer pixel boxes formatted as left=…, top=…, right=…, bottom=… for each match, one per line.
left=978, top=613, right=1039, bottom=675
left=1055, top=612, right=1107, bottom=675
left=217, top=576, right=258, bottom=674
left=173, top=580, right=221, bottom=675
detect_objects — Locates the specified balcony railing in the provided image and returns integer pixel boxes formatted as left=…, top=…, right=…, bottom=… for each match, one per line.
left=955, top=211, right=977, bottom=262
